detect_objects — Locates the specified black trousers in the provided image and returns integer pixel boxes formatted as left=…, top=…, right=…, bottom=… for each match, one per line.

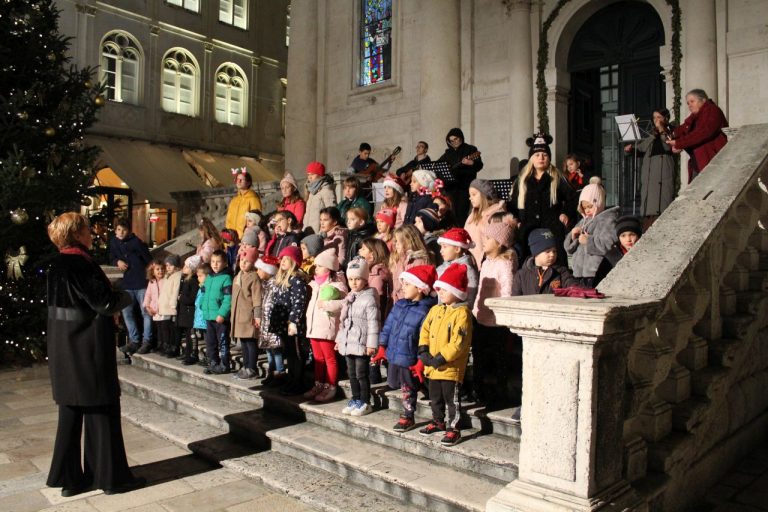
left=429, top=379, right=461, bottom=429
left=47, top=403, right=133, bottom=490
left=346, top=355, right=371, bottom=404
left=156, top=319, right=177, bottom=352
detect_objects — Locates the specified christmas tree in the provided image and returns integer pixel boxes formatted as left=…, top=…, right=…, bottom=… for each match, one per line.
left=0, top=0, right=105, bottom=363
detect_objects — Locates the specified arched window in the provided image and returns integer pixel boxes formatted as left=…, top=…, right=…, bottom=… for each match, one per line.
left=214, top=63, right=247, bottom=126
left=100, top=31, right=142, bottom=104
left=219, top=0, right=247, bottom=29
left=161, top=49, right=199, bottom=117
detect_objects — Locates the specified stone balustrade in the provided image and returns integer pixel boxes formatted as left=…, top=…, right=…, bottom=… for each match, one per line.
left=487, top=124, right=768, bottom=511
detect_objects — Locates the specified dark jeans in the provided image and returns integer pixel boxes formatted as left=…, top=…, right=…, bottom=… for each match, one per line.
left=240, top=338, right=258, bottom=370
left=47, top=403, right=133, bottom=491
left=204, top=320, right=230, bottom=368
left=156, top=319, right=177, bottom=352
left=429, top=379, right=461, bottom=429
left=120, top=288, right=151, bottom=343
left=346, top=355, right=371, bottom=404
left=282, top=335, right=305, bottom=388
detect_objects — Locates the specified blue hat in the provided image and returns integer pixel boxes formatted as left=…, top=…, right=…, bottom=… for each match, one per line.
left=528, top=228, right=557, bottom=256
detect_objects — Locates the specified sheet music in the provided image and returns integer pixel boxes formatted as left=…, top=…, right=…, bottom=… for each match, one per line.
left=615, top=114, right=642, bottom=142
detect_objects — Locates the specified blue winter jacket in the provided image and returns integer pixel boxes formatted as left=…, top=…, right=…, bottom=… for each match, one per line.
left=108, top=233, right=151, bottom=290
left=379, top=295, right=438, bottom=368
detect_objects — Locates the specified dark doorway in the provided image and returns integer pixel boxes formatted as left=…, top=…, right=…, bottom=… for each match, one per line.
left=567, top=1, right=665, bottom=209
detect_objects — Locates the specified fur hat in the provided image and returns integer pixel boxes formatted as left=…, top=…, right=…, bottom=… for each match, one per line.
left=528, top=228, right=557, bottom=256
left=483, top=222, right=514, bottom=249
left=164, top=254, right=181, bottom=268
left=400, top=264, right=437, bottom=294
left=301, top=234, right=325, bottom=257
left=438, top=228, right=474, bottom=249
left=278, top=245, right=302, bottom=268
left=255, top=255, right=279, bottom=275
left=470, top=179, right=495, bottom=200
left=434, top=263, right=468, bottom=301
left=314, top=248, right=339, bottom=271
left=346, top=257, right=369, bottom=280
left=184, top=255, right=203, bottom=272
left=306, top=161, right=326, bottom=176
left=375, top=208, right=397, bottom=229
left=415, top=206, right=440, bottom=232
left=242, top=247, right=259, bottom=264
left=412, top=169, right=437, bottom=192
left=577, top=177, right=605, bottom=216
left=382, top=174, right=406, bottom=195
left=615, top=216, right=643, bottom=238
left=241, top=229, right=259, bottom=247
left=281, top=171, right=298, bottom=190
left=526, top=132, right=553, bottom=158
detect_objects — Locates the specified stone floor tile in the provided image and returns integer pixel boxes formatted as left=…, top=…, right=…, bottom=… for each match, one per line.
left=127, top=445, right=190, bottom=465
left=19, top=411, right=59, bottom=425
left=0, top=460, right=38, bottom=481
left=182, top=467, right=243, bottom=491
left=122, top=504, right=167, bottom=512
left=39, top=486, right=103, bottom=506
left=0, top=489, right=51, bottom=512
left=4, top=397, right=55, bottom=410
left=226, top=493, right=314, bottom=512
left=39, top=499, right=103, bottom=512
left=0, top=472, right=47, bottom=499
left=87, top=480, right=195, bottom=512
left=0, top=453, right=11, bottom=464
left=29, top=453, right=52, bottom=472
left=158, top=479, right=266, bottom=512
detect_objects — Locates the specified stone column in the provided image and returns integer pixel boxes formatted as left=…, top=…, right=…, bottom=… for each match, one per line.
left=419, top=0, right=461, bottom=152
left=683, top=0, right=717, bottom=101
left=284, top=0, right=318, bottom=174
left=507, top=1, right=534, bottom=160
left=486, top=296, right=658, bottom=512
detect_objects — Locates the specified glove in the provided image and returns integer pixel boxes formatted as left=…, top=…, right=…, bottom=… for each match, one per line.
left=422, top=353, right=446, bottom=368
left=409, top=359, right=425, bottom=384
left=418, top=351, right=431, bottom=365
left=371, top=345, right=387, bottom=364
left=287, top=322, right=298, bottom=336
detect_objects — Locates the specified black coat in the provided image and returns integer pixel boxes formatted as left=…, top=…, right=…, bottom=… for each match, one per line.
left=346, top=223, right=376, bottom=265
left=593, top=244, right=624, bottom=288
left=403, top=193, right=435, bottom=226
left=437, top=142, right=483, bottom=188
left=395, top=155, right=431, bottom=177
left=177, top=274, right=199, bottom=329
left=108, top=233, right=151, bottom=290
left=47, top=251, right=131, bottom=406
left=511, top=256, right=580, bottom=296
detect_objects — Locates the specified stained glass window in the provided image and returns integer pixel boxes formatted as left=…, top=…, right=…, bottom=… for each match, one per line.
left=359, top=0, right=392, bottom=87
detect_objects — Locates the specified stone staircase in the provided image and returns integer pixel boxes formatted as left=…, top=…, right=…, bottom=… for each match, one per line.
left=118, top=352, right=520, bottom=511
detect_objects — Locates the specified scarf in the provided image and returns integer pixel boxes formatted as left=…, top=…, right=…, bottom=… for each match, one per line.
left=308, top=175, right=331, bottom=195
left=60, top=243, right=92, bottom=261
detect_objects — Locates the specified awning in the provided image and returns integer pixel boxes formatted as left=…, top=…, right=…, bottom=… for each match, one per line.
left=89, top=136, right=208, bottom=207
left=182, top=149, right=283, bottom=186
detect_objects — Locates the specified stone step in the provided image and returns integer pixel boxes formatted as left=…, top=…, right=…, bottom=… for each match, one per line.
left=266, top=421, right=506, bottom=512
left=223, top=451, right=422, bottom=512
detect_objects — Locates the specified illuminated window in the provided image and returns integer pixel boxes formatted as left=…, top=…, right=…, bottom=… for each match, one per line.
left=161, top=49, right=199, bottom=116
left=359, top=0, right=392, bottom=86
left=214, top=63, right=248, bottom=126
left=100, top=31, right=142, bottom=104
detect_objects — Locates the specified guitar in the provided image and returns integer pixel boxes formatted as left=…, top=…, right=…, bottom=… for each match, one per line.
left=357, top=146, right=402, bottom=183
left=449, top=151, right=481, bottom=171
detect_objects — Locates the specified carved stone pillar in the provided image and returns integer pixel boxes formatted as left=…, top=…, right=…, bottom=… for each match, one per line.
left=507, top=1, right=534, bottom=159
left=284, top=0, right=318, bottom=174
left=486, top=296, right=658, bottom=512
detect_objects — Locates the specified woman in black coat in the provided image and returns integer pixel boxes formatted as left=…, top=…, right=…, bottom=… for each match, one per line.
left=46, top=212, right=144, bottom=497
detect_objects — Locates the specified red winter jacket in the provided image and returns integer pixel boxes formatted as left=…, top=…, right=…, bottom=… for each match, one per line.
left=673, top=100, right=728, bottom=181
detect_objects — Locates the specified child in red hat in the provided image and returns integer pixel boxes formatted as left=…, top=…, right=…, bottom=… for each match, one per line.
left=417, top=263, right=474, bottom=446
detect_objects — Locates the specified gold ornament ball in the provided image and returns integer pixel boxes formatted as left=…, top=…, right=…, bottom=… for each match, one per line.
left=84, top=79, right=93, bottom=89
left=10, top=208, right=29, bottom=225
left=44, top=126, right=56, bottom=137
left=47, top=52, right=56, bottom=61
left=17, top=111, right=28, bottom=121
left=94, top=95, right=106, bottom=107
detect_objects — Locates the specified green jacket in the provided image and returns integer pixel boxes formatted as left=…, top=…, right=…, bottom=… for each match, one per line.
left=200, top=271, right=233, bottom=321
left=338, top=196, right=373, bottom=224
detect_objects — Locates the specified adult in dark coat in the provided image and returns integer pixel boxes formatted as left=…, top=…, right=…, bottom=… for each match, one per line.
left=629, top=109, right=677, bottom=218
left=670, top=89, right=728, bottom=182
left=108, top=219, right=151, bottom=354
left=395, top=141, right=431, bottom=183
left=46, top=213, right=143, bottom=497
left=437, top=128, right=483, bottom=226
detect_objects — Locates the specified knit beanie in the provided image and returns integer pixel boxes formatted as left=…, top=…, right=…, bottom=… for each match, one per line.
left=438, top=227, right=474, bottom=249
left=281, top=171, right=298, bottom=190
left=255, top=255, right=279, bottom=275
left=470, top=179, right=495, bottom=200
left=244, top=211, right=262, bottom=225
left=412, top=169, right=437, bottom=192
left=375, top=208, right=397, bottom=229
left=164, top=254, right=181, bottom=268
left=278, top=245, right=302, bottom=268
left=577, top=177, right=605, bottom=216
left=382, top=174, right=405, bottom=195
left=243, top=247, right=259, bottom=264
left=415, top=206, right=440, bottom=232
left=615, top=216, right=643, bottom=238
left=483, top=222, right=514, bottom=249
left=434, top=263, right=468, bottom=301
left=526, top=132, right=553, bottom=158
left=528, top=228, right=557, bottom=256
left=301, top=234, right=325, bottom=257
left=241, top=229, right=259, bottom=247
left=346, top=257, right=370, bottom=280
left=314, top=248, right=339, bottom=271
left=306, top=161, right=326, bottom=176
left=400, top=264, right=437, bottom=294
left=184, top=255, right=203, bottom=272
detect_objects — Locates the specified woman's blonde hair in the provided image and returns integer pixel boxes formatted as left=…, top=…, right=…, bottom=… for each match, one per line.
left=467, top=189, right=501, bottom=225
left=47, top=212, right=89, bottom=249
left=389, top=224, right=429, bottom=266
left=515, top=160, right=564, bottom=210
left=275, top=256, right=298, bottom=288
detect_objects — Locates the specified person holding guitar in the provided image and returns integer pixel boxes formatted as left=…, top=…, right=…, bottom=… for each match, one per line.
left=347, top=142, right=378, bottom=176
left=395, top=141, right=431, bottom=185
left=437, top=128, right=483, bottom=225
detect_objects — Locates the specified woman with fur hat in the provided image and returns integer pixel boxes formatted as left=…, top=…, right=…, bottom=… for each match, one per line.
left=464, top=179, right=506, bottom=267
left=304, top=161, right=337, bottom=234
left=278, top=172, right=306, bottom=228
left=564, top=177, right=620, bottom=287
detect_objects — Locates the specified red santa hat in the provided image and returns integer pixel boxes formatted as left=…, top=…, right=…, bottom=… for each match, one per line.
left=382, top=174, right=406, bottom=195
left=437, top=227, right=475, bottom=249
left=434, top=263, right=468, bottom=301
left=399, top=265, right=437, bottom=294
left=255, top=255, right=279, bottom=275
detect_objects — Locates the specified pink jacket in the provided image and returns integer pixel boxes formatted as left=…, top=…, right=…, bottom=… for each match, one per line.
left=196, top=238, right=219, bottom=264
left=368, top=263, right=393, bottom=323
left=390, top=249, right=430, bottom=303
left=305, top=274, right=348, bottom=341
left=143, top=278, right=164, bottom=321
left=473, top=253, right=518, bottom=326
left=464, top=201, right=506, bottom=267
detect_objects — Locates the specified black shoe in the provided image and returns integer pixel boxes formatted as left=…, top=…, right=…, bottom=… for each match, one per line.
left=393, top=416, right=415, bottom=432
left=440, top=429, right=461, bottom=446
left=136, top=343, right=151, bottom=354
left=119, top=342, right=139, bottom=355
left=103, top=477, right=146, bottom=495
left=181, top=356, right=198, bottom=366
left=61, top=484, right=93, bottom=498
left=419, top=420, right=446, bottom=436
left=164, top=349, right=179, bottom=358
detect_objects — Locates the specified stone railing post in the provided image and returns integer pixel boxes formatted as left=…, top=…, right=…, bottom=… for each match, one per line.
left=486, top=295, right=659, bottom=512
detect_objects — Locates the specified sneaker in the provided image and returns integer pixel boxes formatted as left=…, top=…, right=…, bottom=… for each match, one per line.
left=211, top=363, right=230, bottom=375
left=303, top=381, right=324, bottom=399
left=350, top=402, right=372, bottom=416
left=440, top=429, right=461, bottom=446
left=315, top=384, right=337, bottom=402
left=393, top=416, right=415, bottom=432
left=136, top=342, right=151, bottom=354
left=419, top=421, right=446, bottom=436
left=234, top=368, right=257, bottom=380
left=120, top=342, right=139, bottom=355
left=342, top=399, right=359, bottom=415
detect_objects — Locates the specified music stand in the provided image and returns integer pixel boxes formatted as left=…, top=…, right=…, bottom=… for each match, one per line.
left=418, top=161, right=455, bottom=184
left=615, top=114, right=642, bottom=215
left=489, top=179, right=514, bottom=200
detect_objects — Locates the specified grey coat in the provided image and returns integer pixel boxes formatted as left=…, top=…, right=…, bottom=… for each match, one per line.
left=637, top=135, right=676, bottom=216
left=335, top=287, right=380, bottom=357
left=564, top=206, right=620, bottom=279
